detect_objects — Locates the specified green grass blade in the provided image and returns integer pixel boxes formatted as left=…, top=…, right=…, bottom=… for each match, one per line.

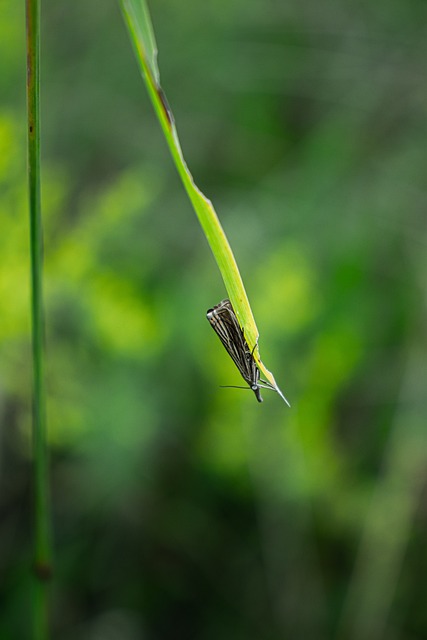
left=120, top=0, right=289, bottom=404
left=26, top=0, right=52, bottom=636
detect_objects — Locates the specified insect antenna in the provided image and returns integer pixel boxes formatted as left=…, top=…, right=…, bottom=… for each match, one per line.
left=219, top=385, right=252, bottom=391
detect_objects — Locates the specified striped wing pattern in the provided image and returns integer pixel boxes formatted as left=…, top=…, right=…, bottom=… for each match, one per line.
left=207, top=299, right=262, bottom=401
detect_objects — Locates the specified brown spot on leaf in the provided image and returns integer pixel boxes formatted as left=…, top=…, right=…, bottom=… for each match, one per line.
left=33, top=561, right=53, bottom=582
left=157, top=87, right=174, bottom=127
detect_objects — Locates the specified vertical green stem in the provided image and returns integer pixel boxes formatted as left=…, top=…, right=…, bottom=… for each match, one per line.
left=25, top=0, right=52, bottom=638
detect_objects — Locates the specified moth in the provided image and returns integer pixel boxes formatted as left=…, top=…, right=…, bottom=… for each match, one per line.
left=207, top=298, right=288, bottom=404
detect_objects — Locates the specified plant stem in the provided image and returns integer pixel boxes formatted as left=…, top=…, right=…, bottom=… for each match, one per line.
left=120, top=0, right=290, bottom=403
left=25, top=0, right=52, bottom=638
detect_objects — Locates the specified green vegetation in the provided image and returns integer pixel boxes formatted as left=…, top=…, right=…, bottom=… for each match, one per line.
left=0, top=0, right=426, bottom=638
left=120, top=0, right=284, bottom=397
left=25, top=0, right=51, bottom=637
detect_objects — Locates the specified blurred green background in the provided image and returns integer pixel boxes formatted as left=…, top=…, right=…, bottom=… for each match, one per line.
left=1, top=0, right=426, bottom=638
